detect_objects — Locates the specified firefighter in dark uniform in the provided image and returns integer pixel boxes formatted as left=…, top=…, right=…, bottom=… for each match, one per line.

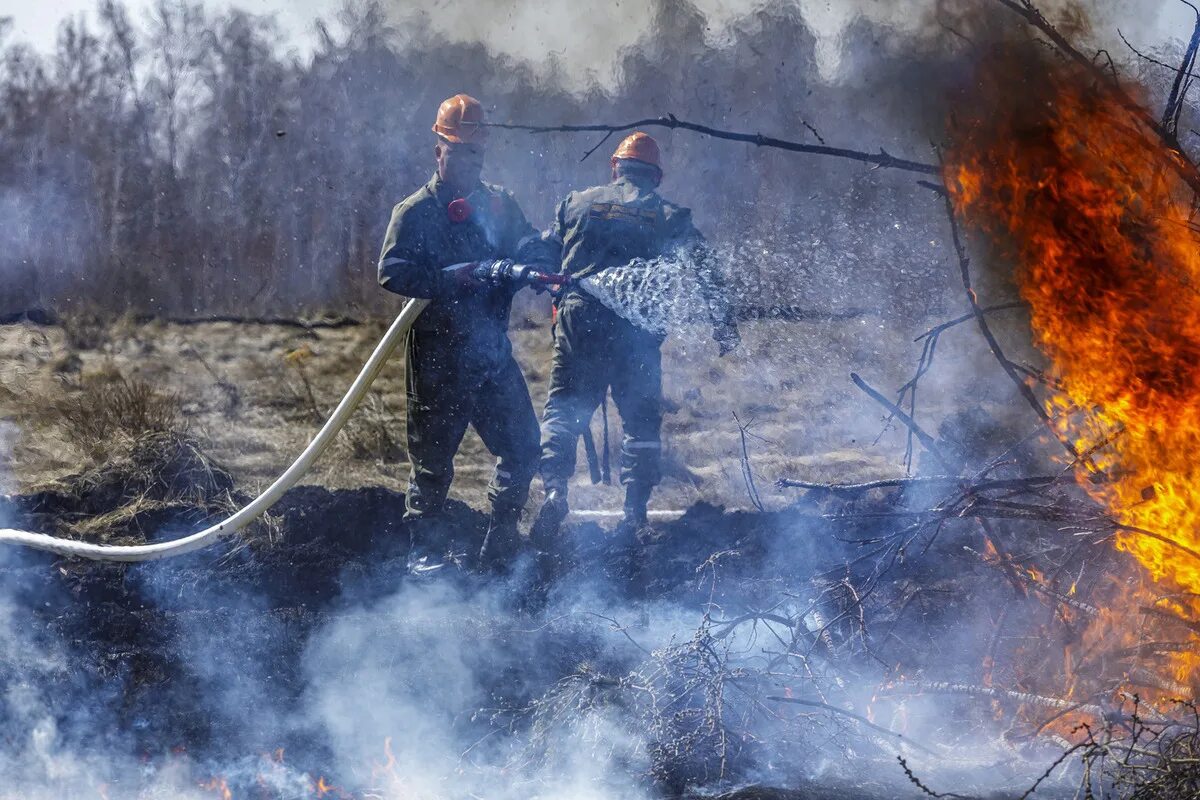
left=531, top=132, right=740, bottom=549
left=377, top=94, right=553, bottom=574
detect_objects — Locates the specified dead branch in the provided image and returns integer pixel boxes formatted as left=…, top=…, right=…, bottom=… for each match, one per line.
left=490, top=115, right=942, bottom=176
left=1117, top=29, right=1200, bottom=84
left=883, top=680, right=1108, bottom=718
left=1016, top=739, right=1094, bottom=800
left=734, top=413, right=766, bottom=512
left=1160, top=2, right=1200, bottom=138
left=898, top=756, right=978, bottom=799
left=766, top=695, right=938, bottom=755
left=912, top=301, right=1025, bottom=342
left=935, top=177, right=1086, bottom=465
left=777, top=475, right=1064, bottom=494
left=850, top=372, right=957, bottom=474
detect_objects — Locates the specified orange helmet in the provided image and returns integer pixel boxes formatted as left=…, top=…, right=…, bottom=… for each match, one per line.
left=611, top=132, right=661, bottom=172
left=432, top=94, right=488, bottom=144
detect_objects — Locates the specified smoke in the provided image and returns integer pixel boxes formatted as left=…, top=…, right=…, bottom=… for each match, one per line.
left=380, top=0, right=1190, bottom=89
left=385, top=0, right=1187, bottom=89
left=298, top=578, right=663, bottom=799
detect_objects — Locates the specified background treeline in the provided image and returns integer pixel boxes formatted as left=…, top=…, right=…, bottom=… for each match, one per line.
left=3, top=0, right=1178, bottom=317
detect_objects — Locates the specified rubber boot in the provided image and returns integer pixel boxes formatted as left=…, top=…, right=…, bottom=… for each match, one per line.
left=529, top=480, right=569, bottom=555
left=405, top=515, right=449, bottom=577
left=616, top=482, right=653, bottom=541
left=615, top=483, right=654, bottom=595
left=478, top=506, right=522, bottom=572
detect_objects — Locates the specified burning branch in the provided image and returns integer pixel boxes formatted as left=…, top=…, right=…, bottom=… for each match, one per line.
left=992, top=0, right=1200, bottom=192
left=883, top=680, right=1108, bottom=718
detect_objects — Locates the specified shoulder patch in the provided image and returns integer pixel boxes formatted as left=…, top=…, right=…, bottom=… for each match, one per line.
left=588, top=202, right=661, bottom=226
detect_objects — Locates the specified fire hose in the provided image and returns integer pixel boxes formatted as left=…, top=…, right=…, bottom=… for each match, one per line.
left=0, top=261, right=569, bottom=562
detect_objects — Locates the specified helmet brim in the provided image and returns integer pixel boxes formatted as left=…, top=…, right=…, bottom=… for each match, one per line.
left=433, top=123, right=488, bottom=145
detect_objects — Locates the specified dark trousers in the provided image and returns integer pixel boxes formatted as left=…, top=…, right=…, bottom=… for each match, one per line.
left=540, top=295, right=663, bottom=490
left=403, top=329, right=540, bottom=519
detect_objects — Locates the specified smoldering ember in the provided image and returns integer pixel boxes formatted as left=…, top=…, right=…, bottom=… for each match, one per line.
left=6, top=1, right=1200, bottom=799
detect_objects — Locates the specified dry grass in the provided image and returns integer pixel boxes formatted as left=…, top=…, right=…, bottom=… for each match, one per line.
left=56, top=371, right=188, bottom=459
left=58, top=308, right=112, bottom=351
left=0, top=311, right=988, bottom=514
left=338, top=392, right=406, bottom=464
left=34, top=429, right=240, bottom=544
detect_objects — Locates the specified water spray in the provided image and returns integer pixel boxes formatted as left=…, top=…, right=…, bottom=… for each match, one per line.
left=578, top=256, right=732, bottom=336
left=0, top=262, right=569, bottom=562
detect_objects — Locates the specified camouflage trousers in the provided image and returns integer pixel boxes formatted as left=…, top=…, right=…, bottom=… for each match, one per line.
left=539, top=294, right=664, bottom=491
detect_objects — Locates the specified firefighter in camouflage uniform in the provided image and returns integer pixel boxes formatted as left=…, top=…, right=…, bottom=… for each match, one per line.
left=377, top=93, right=554, bottom=574
left=531, top=132, right=741, bottom=551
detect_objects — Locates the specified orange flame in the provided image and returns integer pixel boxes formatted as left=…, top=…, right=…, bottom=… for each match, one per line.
left=947, top=41, right=1200, bottom=689
left=200, top=776, right=233, bottom=800
left=371, top=736, right=397, bottom=780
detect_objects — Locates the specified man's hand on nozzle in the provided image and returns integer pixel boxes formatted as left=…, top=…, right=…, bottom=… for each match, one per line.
left=470, top=260, right=570, bottom=294
left=473, top=259, right=517, bottom=286
left=715, top=323, right=741, bottom=357
left=443, top=259, right=520, bottom=294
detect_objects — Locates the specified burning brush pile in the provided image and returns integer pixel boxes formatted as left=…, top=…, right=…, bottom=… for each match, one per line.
left=858, top=1, right=1200, bottom=793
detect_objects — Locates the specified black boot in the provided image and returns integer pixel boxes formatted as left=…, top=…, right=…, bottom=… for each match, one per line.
left=529, top=481, right=569, bottom=555
left=617, top=482, right=653, bottom=540
left=478, top=506, right=522, bottom=571
left=405, top=515, right=450, bottom=577
left=616, top=483, right=655, bottom=595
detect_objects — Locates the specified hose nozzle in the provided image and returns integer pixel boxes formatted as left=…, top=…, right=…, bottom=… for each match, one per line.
left=473, top=260, right=572, bottom=292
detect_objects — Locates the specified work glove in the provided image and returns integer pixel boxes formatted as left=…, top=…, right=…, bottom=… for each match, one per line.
left=472, top=260, right=567, bottom=295
left=714, top=322, right=741, bottom=357
left=473, top=259, right=517, bottom=287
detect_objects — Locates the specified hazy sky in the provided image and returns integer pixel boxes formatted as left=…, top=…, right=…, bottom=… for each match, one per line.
left=1, top=0, right=1196, bottom=86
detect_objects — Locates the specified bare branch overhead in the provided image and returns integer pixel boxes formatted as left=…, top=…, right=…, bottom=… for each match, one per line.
left=490, top=115, right=942, bottom=177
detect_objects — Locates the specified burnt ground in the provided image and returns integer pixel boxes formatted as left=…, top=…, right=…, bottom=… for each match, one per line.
left=0, top=482, right=1025, bottom=799
left=0, top=315, right=1060, bottom=798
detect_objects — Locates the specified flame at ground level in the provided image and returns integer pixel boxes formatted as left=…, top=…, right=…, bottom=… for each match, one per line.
left=947, top=43, right=1200, bottom=688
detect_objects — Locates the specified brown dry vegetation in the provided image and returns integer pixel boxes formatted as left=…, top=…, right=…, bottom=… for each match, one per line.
left=0, top=310, right=1023, bottom=524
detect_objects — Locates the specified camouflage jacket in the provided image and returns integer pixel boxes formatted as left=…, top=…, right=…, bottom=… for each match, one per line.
left=377, top=173, right=553, bottom=371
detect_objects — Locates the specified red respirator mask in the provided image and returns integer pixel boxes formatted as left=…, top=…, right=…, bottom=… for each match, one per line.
left=447, top=198, right=472, bottom=223
left=447, top=194, right=505, bottom=224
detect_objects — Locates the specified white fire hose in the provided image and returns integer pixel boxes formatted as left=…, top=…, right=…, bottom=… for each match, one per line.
left=0, top=297, right=431, bottom=562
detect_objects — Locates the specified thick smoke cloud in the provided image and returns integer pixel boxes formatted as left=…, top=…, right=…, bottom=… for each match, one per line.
left=380, top=0, right=1187, bottom=87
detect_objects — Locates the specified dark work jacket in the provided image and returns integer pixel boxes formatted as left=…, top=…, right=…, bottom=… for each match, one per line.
left=377, top=173, right=552, bottom=375
left=547, top=176, right=702, bottom=284
left=543, top=177, right=738, bottom=337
